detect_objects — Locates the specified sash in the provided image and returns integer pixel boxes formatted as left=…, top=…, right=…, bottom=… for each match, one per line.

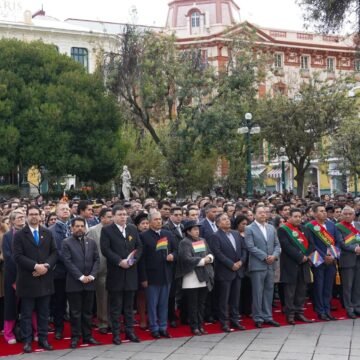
left=306, top=221, right=335, bottom=247
left=281, top=222, right=309, bottom=255
left=336, top=221, right=360, bottom=245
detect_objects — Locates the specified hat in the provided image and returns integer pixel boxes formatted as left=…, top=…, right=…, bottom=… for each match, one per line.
left=183, top=220, right=202, bottom=232
left=133, top=212, right=149, bottom=226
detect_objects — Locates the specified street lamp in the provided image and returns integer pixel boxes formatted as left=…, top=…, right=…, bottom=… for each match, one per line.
left=237, top=112, right=261, bottom=198
left=279, top=147, right=288, bottom=192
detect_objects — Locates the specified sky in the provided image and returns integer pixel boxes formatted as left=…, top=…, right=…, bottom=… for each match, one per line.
left=20, top=0, right=307, bottom=31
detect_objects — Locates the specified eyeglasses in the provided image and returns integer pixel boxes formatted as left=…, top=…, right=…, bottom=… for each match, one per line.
left=28, top=213, right=40, bottom=216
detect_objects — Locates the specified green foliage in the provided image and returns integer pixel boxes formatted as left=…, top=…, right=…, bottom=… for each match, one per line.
left=0, top=185, right=21, bottom=198
left=332, top=116, right=360, bottom=175
left=297, top=0, right=357, bottom=33
left=257, top=76, right=355, bottom=195
left=0, top=39, right=124, bottom=184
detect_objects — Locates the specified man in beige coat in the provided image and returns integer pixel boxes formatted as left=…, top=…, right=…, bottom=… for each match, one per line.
left=87, top=208, right=113, bottom=334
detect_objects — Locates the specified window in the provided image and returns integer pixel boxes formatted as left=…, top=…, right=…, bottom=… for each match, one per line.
left=71, top=47, right=89, bottom=71
left=327, top=57, right=335, bottom=72
left=191, top=12, right=201, bottom=28
left=274, top=53, right=283, bottom=68
left=300, top=55, right=310, bottom=70
left=355, top=59, right=360, bottom=72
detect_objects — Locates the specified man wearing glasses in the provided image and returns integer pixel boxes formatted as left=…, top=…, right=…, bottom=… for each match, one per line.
left=13, top=205, right=57, bottom=353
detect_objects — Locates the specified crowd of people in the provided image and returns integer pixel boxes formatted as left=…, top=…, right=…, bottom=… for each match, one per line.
left=0, top=192, right=359, bottom=353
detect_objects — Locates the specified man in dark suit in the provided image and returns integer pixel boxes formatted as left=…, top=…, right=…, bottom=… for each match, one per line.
left=210, top=213, right=247, bottom=332
left=336, top=206, right=360, bottom=318
left=199, top=204, right=218, bottom=322
left=13, top=205, right=57, bottom=353
left=48, top=201, right=71, bottom=340
left=100, top=205, right=143, bottom=345
left=306, top=203, right=342, bottom=321
left=244, top=206, right=281, bottom=328
left=138, top=211, right=177, bottom=339
left=200, top=204, right=218, bottom=243
left=163, top=206, right=184, bottom=327
left=62, top=217, right=101, bottom=349
left=278, top=208, right=315, bottom=324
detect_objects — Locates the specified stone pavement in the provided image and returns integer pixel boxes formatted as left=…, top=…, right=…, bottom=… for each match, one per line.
left=2, top=319, right=360, bottom=360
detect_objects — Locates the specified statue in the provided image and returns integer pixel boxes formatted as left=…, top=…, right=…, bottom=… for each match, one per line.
left=121, top=165, right=131, bottom=200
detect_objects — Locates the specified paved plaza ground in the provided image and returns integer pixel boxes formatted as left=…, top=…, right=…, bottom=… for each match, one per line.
left=2, top=319, right=360, bottom=360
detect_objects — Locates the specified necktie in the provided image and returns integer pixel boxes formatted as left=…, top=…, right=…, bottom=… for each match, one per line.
left=227, top=233, right=236, bottom=250
left=212, top=223, right=217, bottom=232
left=33, top=230, right=39, bottom=245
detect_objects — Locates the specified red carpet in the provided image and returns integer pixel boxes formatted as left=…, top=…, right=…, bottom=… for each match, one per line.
left=0, top=299, right=348, bottom=357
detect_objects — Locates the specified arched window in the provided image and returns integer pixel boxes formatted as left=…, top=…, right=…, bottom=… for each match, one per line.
left=191, top=12, right=201, bottom=28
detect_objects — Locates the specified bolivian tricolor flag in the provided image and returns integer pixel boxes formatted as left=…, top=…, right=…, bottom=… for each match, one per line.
left=192, top=240, right=206, bottom=253
left=156, top=237, right=168, bottom=251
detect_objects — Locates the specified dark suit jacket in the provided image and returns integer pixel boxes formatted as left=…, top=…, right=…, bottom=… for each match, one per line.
left=100, top=223, right=142, bottom=292
left=163, top=220, right=184, bottom=244
left=138, top=228, right=177, bottom=286
left=306, top=220, right=342, bottom=259
left=337, top=221, right=360, bottom=269
left=199, top=218, right=217, bottom=245
left=278, top=224, right=315, bottom=284
left=13, top=225, right=57, bottom=298
left=209, top=229, right=247, bottom=281
left=49, top=222, right=68, bottom=279
left=62, top=235, right=100, bottom=292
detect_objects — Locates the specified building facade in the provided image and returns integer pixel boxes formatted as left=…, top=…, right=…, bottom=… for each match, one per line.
left=0, top=0, right=358, bottom=196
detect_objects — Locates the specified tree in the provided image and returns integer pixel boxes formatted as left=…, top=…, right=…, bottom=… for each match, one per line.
left=297, top=0, right=360, bottom=34
left=103, top=25, right=220, bottom=195
left=0, top=39, right=123, bottom=184
left=331, top=116, right=360, bottom=177
left=257, top=76, right=355, bottom=196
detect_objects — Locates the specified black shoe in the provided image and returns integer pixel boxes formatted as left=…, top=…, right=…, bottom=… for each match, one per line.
left=191, top=328, right=201, bottom=336
left=159, top=330, right=171, bottom=338
left=347, top=312, right=357, bottom=319
left=326, top=313, right=338, bottom=321
left=264, top=320, right=280, bottom=327
left=55, top=331, right=63, bottom=340
left=318, top=313, right=331, bottom=321
left=83, top=337, right=101, bottom=345
left=125, top=332, right=140, bottom=343
left=38, top=340, right=53, bottom=351
left=169, top=320, right=177, bottom=328
left=98, top=327, right=108, bottom=335
left=23, top=343, right=32, bottom=353
left=205, top=316, right=216, bottom=324
left=286, top=316, right=295, bottom=325
left=255, top=321, right=263, bottom=328
left=199, top=327, right=208, bottom=335
left=230, top=322, right=246, bottom=330
left=294, top=314, right=313, bottom=323
left=151, top=331, right=160, bottom=339
left=112, top=335, right=121, bottom=345
left=70, top=338, right=78, bottom=349
left=221, top=325, right=231, bottom=333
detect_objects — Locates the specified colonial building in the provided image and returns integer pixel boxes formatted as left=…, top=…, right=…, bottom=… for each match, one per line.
left=164, top=0, right=359, bottom=196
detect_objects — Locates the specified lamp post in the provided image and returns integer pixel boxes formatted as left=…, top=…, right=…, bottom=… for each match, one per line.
left=237, top=113, right=261, bottom=198
left=279, top=147, right=288, bottom=193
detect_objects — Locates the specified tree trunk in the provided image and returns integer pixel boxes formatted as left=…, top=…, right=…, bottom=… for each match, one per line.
left=294, top=167, right=306, bottom=197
